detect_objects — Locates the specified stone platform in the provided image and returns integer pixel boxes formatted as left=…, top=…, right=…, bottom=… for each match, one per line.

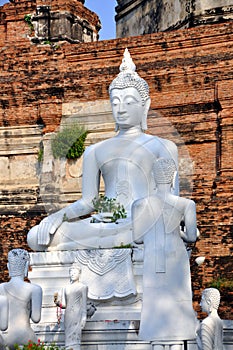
left=28, top=250, right=232, bottom=349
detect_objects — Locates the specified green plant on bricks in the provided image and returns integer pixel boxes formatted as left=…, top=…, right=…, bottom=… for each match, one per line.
left=51, top=123, right=88, bottom=159
left=24, top=14, right=34, bottom=31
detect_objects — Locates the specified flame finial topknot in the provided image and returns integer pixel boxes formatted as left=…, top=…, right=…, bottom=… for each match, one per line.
left=119, top=48, right=136, bottom=73
left=109, top=48, right=150, bottom=107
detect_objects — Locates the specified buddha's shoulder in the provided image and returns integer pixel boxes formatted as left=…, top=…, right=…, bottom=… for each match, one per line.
left=85, top=134, right=177, bottom=150
left=141, top=134, right=177, bottom=148
left=83, top=139, right=107, bottom=154
left=153, top=135, right=176, bottom=146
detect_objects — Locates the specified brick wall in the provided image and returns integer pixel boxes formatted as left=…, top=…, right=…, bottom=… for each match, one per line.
left=0, top=1, right=232, bottom=318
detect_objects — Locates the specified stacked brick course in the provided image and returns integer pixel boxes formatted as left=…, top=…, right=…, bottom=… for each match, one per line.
left=0, top=1, right=232, bottom=318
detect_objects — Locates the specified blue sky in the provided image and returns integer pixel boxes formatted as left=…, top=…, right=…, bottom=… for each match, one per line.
left=85, top=0, right=117, bottom=40
left=0, top=0, right=117, bottom=40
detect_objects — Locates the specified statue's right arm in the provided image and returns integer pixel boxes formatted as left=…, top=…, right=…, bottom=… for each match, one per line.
left=31, top=285, right=42, bottom=323
left=54, top=288, right=66, bottom=309
left=37, top=144, right=101, bottom=245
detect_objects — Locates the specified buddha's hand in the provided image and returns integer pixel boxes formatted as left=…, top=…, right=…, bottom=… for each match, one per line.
left=38, top=212, right=63, bottom=245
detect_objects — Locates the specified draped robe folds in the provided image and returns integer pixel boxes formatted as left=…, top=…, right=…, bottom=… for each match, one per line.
left=197, top=315, right=223, bottom=350
left=62, top=282, right=87, bottom=348
left=133, top=196, right=197, bottom=341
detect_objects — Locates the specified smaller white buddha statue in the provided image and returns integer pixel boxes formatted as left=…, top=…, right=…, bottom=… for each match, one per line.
left=133, top=158, right=197, bottom=346
left=0, top=249, right=42, bottom=349
left=197, top=288, right=223, bottom=350
left=54, top=263, right=88, bottom=350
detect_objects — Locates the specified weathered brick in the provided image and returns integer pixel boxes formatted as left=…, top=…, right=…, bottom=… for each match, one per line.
left=0, top=0, right=232, bottom=319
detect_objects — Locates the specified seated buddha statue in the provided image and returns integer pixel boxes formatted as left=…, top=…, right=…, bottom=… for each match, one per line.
left=27, top=48, right=179, bottom=252
left=0, top=249, right=42, bottom=349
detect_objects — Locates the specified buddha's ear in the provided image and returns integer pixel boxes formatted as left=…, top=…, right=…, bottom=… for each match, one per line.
left=141, top=98, right=151, bottom=131
left=24, top=261, right=29, bottom=278
left=172, top=171, right=178, bottom=189
left=171, top=170, right=179, bottom=196
left=115, top=123, right=119, bottom=132
left=7, top=262, right=13, bottom=277
left=206, top=297, right=213, bottom=312
left=145, top=98, right=151, bottom=113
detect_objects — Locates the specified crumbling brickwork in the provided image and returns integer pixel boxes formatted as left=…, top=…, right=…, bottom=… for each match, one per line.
left=116, top=0, right=233, bottom=37
left=0, top=0, right=100, bottom=46
left=0, top=0, right=232, bottom=318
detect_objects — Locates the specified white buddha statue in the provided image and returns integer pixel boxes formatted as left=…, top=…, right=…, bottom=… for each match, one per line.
left=197, top=288, right=223, bottom=350
left=54, top=263, right=88, bottom=350
left=0, top=249, right=42, bottom=349
left=133, top=158, right=197, bottom=346
left=27, top=48, right=179, bottom=251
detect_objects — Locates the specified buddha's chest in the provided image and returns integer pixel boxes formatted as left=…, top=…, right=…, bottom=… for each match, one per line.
left=96, top=137, right=158, bottom=171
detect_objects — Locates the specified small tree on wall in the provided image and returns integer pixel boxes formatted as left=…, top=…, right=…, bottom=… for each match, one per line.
left=51, top=123, right=88, bottom=159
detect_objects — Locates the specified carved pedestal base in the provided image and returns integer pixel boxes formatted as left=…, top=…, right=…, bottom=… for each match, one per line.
left=28, top=248, right=144, bottom=346
left=151, top=341, right=185, bottom=350
left=28, top=249, right=202, bottom=349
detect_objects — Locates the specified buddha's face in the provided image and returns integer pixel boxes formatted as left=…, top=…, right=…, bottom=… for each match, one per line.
left=110, top=87, right=145, bottom=129
left=200, top=294, right=210, bottom=313
left=70, top=268, right=80, bottom=282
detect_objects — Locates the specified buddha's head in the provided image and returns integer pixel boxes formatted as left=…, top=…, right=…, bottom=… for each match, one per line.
left=109, top=48, right=151, bottom=131
left=200, top=288, right=220, bottom=314
left=7, top=249, right=30, bottom=278
left=153, top=158, right=177, bottom=186
left=69, top=262, right=81, bottom=283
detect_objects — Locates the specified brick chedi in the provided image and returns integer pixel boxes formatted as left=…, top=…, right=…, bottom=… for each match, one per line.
left=31, top=0, right=101, bottom=43
left=116, top=0, right=233, bottom=37
left=0, top=1, right=232, bottom=318
left=0, top=0, right=101, bottom=45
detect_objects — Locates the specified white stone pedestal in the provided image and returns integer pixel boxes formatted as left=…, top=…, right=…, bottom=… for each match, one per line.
left=151, top=341, right=193, bottom=350
left=27, top=249, right=214, bottom=350
left=28, top=249, right=144, bottom=347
